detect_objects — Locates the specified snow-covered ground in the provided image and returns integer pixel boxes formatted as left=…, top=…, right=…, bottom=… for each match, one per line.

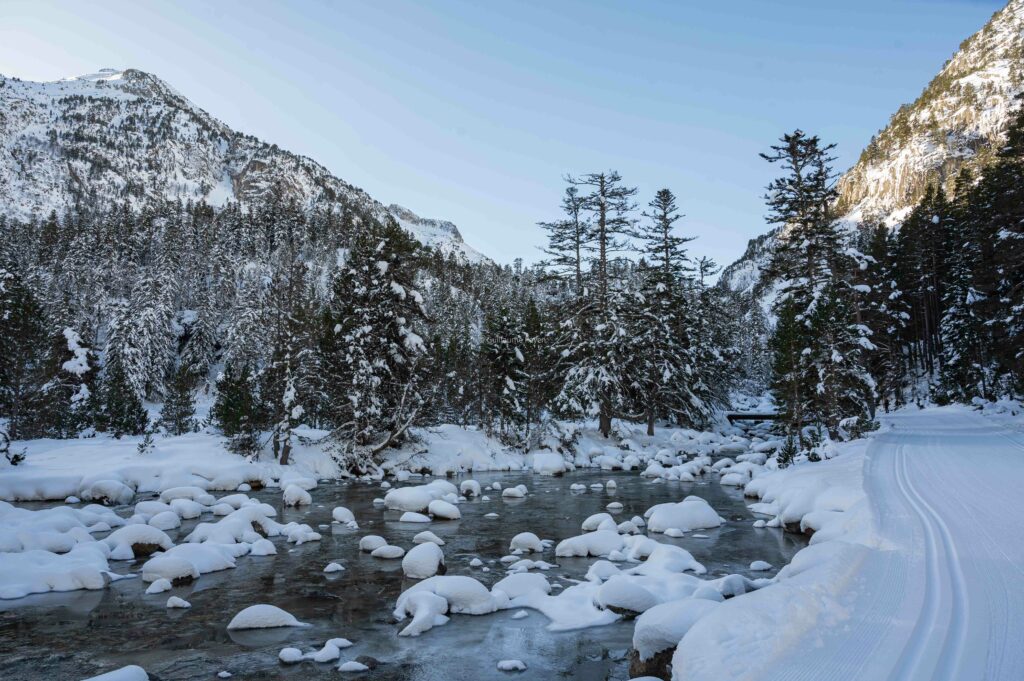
left=677, top=404, right=1024, bottom=681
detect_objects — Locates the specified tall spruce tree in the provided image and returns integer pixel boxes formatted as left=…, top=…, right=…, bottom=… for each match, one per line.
left=763, top=131, right=873, bottom=439
left=556, top=172, right=637, bottom=438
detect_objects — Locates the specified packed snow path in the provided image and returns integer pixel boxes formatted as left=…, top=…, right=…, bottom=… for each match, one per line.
left=780, top=408, right=1024, bottom=681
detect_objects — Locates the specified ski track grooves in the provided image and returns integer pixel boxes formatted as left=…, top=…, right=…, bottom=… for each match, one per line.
left=889, top=442, right=969, bottom=681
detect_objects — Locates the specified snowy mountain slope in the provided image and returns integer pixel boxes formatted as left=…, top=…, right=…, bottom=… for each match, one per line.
left=721, top=0, right=1024, bottom=297
left=0, top=68, right=486, bottom=263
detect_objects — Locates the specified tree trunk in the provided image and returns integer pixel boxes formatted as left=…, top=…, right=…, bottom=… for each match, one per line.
left=599, top=411, right=612, bottom=439
left=646, top=407, right=655, bottom=436
left=279, top=435, right=291, bottom=466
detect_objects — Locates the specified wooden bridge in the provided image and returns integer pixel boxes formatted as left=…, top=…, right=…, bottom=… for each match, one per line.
left=724, top=412, right=781, bottom=424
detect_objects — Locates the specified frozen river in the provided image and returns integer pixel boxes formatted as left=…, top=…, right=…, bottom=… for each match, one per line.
left=0, top=468, right=806, bottom=680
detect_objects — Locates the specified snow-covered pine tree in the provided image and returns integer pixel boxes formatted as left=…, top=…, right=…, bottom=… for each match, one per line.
left=36, top=327, right=97, bottom=438
left=211, top=362, right=261, bottom=456
left=556, top=172, right=637, bottom=438
left=958, top=97, right=1024, bottom=395
left=0, top=264, right=51, bottom=439
left=158, top=365, right=197, bottom=436
left=96, top=351, right=149, bottom=438
left=763, top=130, right=874, bottom=439
left=623, top=189, right=711, bottom=433
left=261, top=259, right=314, bottom=465
left=858, top=221, right=908, bottom=411
left=893, top=184, right=953, bottom=382
left=480, top=303, right=529, bottom=443
left=326, top=216, right=430, bottom=466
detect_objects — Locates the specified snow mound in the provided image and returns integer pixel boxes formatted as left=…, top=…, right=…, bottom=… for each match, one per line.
left=633, top=598, right=720, bottom=661
left=594, top=576, right=658, bottom=614
left=141, top=543, right=239, bottom=583
left=509, top=532, right=544, bottom=553
left=282, top=484, right=311, bottom=506
left=492, top=572, right=551, bottom=600
left=427, top=499, right=461, bottom=520
left=0, top=544, right=111, bottom=599
left=394, top=575, right=507, bottom=635
left=359, top=535, right=387, bottom=552
left=646, top=497, right=724, bottom=533
left=402, top=542, right=445, bottom=579
left=372, top=545, right=405, bottom=559
left=82, top=666, right=149, bottom=681
left=413, top=530, right=445, bottom=545
left=532, top=451, right=567, bottom=475
left=104, top=525, right=173, bottom=559
left=555, top=530, right=624, bottom=558
left=227, top=604, right=308, bottom=630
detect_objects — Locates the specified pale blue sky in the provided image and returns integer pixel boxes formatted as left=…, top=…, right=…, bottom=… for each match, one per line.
left=0, top=0, right=1005, bottom=267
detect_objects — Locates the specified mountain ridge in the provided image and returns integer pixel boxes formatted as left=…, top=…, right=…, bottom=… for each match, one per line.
left=0, top=67, right=487, bottom=263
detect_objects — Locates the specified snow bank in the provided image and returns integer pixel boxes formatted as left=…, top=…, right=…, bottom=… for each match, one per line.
left=671, top=434, right=872, bottom=680
left=0, top=544, right=112, bottom=599
left=0, top=500, right=124, bottom=553
left=634, top=598, right=720, bottom=661
left=531, top=451, right=568, bottom=476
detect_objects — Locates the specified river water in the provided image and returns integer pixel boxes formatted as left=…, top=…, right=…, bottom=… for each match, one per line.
left=0, top=469, right=806, bottom=680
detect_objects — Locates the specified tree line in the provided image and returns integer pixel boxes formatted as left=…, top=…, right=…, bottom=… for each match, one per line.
left=0, top=175, right=754, bottom=470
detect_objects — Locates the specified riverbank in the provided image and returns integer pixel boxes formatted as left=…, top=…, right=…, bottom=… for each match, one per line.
left=674, top=403, right=1024, bottom=681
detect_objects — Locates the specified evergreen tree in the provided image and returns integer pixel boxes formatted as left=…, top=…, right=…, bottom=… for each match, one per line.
left=325, top=217, right=430, bottom=466
left=158, top=365, right=197, bottom=436
left=556, top=171, right=637, bottom=438
left=212, top=362, right=261, bottom=456
left=0, top=264, right=50, bottom=439
left=97, top=355, right=150, bottom=438
left=480, top=303, right=529, bottom=443
left=763, top=130, right=874, bottom=439
left=539, top=183, right=589, bottom=296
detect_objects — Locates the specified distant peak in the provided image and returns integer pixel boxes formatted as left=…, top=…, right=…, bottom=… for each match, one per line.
left=65, top=68, right=126, bottom=82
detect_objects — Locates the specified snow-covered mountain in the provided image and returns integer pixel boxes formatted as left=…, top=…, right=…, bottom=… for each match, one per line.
left=0, top=67, right=486, bottom=263
left=721, top=0, right=1024, bottom=298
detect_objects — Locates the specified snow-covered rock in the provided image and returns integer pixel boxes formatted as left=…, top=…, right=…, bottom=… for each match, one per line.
left=427, top=499, right=461, bottom=520
left=413, top=530, right=445, bottom=545
left=359, top=535, right=387, bottom=552
left=371, top=545, right=406, bottom=559
left=227, top=604, right=308, bottom=630
left=633, top=598, right=720, bottom=661
left=645, top=497, right=724, bottom=533
left=282, top=484, right=312, bottom=507
left=402, top=542, right=445, bottom=579
left=509, top=532, right=544, bottom=553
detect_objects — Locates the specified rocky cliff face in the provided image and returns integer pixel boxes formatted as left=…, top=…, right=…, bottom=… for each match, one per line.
left=0, top=68, right=485, bottom=262
left=722, top=0, right=1024, bottom=296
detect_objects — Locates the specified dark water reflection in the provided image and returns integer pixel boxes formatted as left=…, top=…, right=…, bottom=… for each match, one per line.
left=0, top=469, right=806, bottom=680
